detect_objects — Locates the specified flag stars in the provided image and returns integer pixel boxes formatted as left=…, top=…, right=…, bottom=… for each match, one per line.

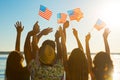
left=40, top=5, right=46, bottom=12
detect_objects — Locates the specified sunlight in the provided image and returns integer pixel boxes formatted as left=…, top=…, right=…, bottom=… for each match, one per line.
left=101, top=1, right=120, bottom=30
left=112, top=63, right=120, bottom=80
left=113, top=71, right=119, bottom=80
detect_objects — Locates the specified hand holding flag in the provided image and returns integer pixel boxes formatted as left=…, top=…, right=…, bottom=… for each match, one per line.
left=94, top=19, right=106, bottom=31
left=63, top=20, right=69, bottom=28
left=67, top=8, right=83, bottom=22
left=57, top=13, right=67, bottom=23
left=103, top=28, right=110, bottom=39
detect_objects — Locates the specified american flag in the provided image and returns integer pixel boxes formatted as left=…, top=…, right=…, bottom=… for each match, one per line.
left=67, top=8, right=83, bottom=22
left=94, top=19, right=106, bottom=31
left=39, top=5, right=52, bottom=20
left=57, top=13, right=67, bottom=23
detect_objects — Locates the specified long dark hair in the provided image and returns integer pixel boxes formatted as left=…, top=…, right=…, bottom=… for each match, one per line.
left=93, top=51, right=113, bottom=80
left=68, top=48, right=88, bottom=80
left=5, top=51, right=24, bottom=80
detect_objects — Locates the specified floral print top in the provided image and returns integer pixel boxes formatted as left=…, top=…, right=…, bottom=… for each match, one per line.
left=28, top=59, right=64, bottom=80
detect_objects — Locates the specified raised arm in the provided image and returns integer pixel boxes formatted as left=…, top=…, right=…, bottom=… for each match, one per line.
left=55, top=21, right=69, bottom=60
left=31, top=27, right=53, bottom=59
left=31, top=21, right=40, bottom=55
left=85, top=33, right=95, bottom=80
left=31, top=35, right=39, bottom=59
left=72, top=28, right=83, bottom=50
left=14, top=21, right=24, bottom=51
left=37, top=27, right=53, bottom=42
left=24, top=21, right=40, bottom=65
left=59, top=27, right=68, bottom=70
left=63, top=20, right=69, bottom=40
left=62, top=21, right=69, bottom=69
left=103, top=28, right=110, bottom=55
left=55, top=30, right=62, bottom=60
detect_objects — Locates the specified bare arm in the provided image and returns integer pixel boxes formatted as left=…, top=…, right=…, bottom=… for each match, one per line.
left=55, top=30, right=62, bottom=60
left=85, top=33, right=95, bottom=80
left=59, top=27, right=68, bottom=71
left=37, top=27, right=53, bottom=42
left=31, top=35, right=39, bottom=59
left=72, top=28, right=83, bottom=50
left=62, top=22, right=70, bottom=80
left=62, top=21, right=69, bottom=70
left=31, top=21, right=40, bottom=56
left=63, top=20, right=69, bottom=40
left=55, top=21, right=69, bottom=60
left=14, top=21, right=24, bottom=51
left=24, top=31, right=33, bottom=65
left=31, top=27, right=53, bottom=59
left=60, top=27, right=71, bottom=80
left=103, top=28, right=110, bottom=55
left=24, top=21, right=40, bottom=65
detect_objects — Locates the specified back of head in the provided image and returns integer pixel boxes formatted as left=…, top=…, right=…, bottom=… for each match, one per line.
left=42, top=40, right=55, bottom=50
left=68, top=48, right=88, bottom=80
left=93, top=51, right=113, bottom=80
left=39, top=40, right=56, bottom=65
left=5, top=51, right=24, bottom=80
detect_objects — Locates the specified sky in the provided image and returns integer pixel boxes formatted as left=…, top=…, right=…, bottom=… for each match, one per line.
left=0, top=0, right=120, bottom=53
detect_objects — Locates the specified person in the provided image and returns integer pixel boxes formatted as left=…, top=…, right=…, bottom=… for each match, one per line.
left=24, top=21, right=64, bottom=80
left=5, top=21, right=30, bottom=80
left=85, top=28, right=113, bottom=80
left=59, top=21, right=88, bottom=80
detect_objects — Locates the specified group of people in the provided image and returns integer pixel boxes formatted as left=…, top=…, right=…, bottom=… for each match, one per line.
left=5, top=20, right=113, bottom=80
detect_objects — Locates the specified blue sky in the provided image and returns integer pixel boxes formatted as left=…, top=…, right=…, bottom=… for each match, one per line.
left=0, top=0, right=120, bottom=53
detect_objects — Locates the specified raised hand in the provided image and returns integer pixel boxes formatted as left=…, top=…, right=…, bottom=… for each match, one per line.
left=103, top=28, right=110, bottom=39
left=14, top=21, right=24, bottom=33
left=40, top=27, right=53, bottom=35
left=72, top=28, right=78, bottom=38
left=28, top=29, right=39, bottom=36
left=33, top=21, right=40, bottom=34
left=86, top=33, right=91, bottom=41
left=103, top=28, right=110, bottom=54
left=59, top=26, right=63, bottom=37
left=63, top=20, right=69, bottom=29
left=28, top=21, right=40, bottom=36
left=72, top=28, right=83, bottom=50
left=14, top=21, right=24, bottom=51
left=55, top=30, right=60, bottom=40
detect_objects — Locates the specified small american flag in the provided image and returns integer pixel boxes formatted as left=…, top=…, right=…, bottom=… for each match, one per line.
left=39, top=5, right=52, bottom=20
left=94, top=19, right=106, bottom=31
left=67, top=8, right=83, bottom=22
left=57, top=13, right=67, bottom=23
